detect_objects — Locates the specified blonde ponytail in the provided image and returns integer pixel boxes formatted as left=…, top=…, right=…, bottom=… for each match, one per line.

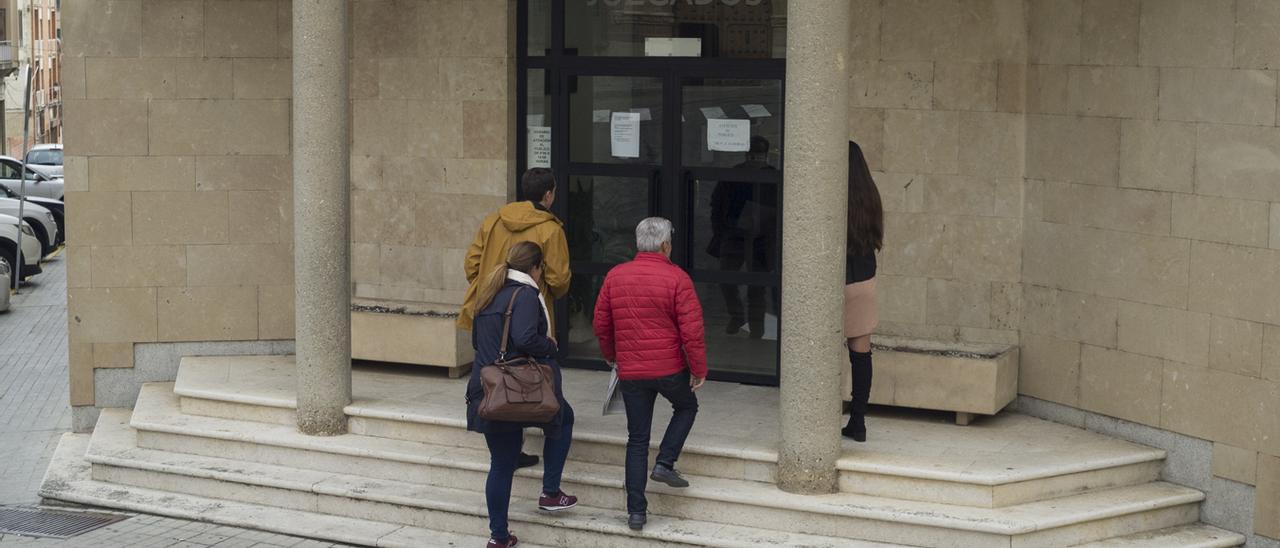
left=471, top=241, right=545, bottom=317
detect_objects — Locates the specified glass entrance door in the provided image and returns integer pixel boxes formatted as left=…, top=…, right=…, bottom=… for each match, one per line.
left=519, top=0, right=787, bottom=385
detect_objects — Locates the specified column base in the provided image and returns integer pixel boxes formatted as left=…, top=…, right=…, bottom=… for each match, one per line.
left=776, top=449, right=838, bottom=495
left=296, top=411, right=348, bottom=437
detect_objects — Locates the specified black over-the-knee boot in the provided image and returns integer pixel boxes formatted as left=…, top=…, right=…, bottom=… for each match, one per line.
left=842, top=350, right=873, bottom=442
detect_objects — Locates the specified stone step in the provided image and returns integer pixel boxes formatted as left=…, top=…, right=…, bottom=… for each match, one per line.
left=1070, top=524, right=1245, bottom=547
left=168, top=359, right=1169, bottom=509
left=84, top=410, right=900, bottom=548
left=138, top=382, right=1165, bottom=513
left=91, top=407, right=1204, bottom=548
left=38, top=433, right=532, bottom=548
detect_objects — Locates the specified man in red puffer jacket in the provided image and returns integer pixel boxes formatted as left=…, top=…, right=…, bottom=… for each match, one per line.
left=592, top=217, right=708, bottom=532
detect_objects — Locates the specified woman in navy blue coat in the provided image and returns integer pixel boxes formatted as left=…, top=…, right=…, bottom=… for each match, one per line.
left=465, top=241, right=576, bottom=548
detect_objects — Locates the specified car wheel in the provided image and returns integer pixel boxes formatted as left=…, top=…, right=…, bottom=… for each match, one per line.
left=51, top=212, right=65, bottom=246
left=0, top=253, right=11, bottom=302
left=25, top=220, right=50, bottom=258
left=0, top=244, right=17, bottom=290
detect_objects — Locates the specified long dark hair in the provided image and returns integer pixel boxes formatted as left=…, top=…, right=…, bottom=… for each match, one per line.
left=847, top=141, right=884, bottom=256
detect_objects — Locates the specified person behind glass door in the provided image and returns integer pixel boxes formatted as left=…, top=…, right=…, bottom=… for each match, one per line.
left=707, top=135, right=777, bottom=338
left=465, top=242, right=578, bottom=548
left=842, top=141, right=884, bottom=442
left=592, top=217, right=708, bottom=532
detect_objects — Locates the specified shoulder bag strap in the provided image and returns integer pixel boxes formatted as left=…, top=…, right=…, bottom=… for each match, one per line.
left=497, top=287, right=525, bottom=359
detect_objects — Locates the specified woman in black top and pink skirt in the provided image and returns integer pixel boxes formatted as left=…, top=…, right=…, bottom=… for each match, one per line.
left=843, top=141, right=883, bottom=442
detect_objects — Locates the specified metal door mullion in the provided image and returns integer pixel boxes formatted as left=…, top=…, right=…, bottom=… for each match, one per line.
left=688, top=270, right=779, bottom=287
left=524, top=57, right=551, bottom=69
left=685, top=166, right=783, bottom=184
left=666, top=68, right=687, bottom=268
left=560, top=64, right=666, bottom=78
left=565, top=162, right=659, bottom=178
left=515, top=0, right=528, bottom=193
left=569, top=261, right=623, bottom=274
left=774, top=72, right=786, bottom=383
left=555, top=56, right=785, bottom=78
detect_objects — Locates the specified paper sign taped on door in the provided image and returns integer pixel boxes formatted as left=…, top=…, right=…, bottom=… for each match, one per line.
left=707, top=119, right=750, bottom=152
left=528, top=126, right=551, bottom=167
left=610, top=112, right=641, bottom=159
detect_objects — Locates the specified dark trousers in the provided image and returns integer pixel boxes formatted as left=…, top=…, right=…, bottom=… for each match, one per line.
left=482, top=404, right=575, bottom=541
left=620, top=371, right=699, bottom=514
left=718, top=241, right=772, bottom=335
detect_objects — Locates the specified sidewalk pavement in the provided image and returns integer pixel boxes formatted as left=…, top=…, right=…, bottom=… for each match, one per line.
left=0, top=255, right=353, bottom=547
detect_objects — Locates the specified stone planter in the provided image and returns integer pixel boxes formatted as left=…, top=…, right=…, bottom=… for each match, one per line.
left=350, top=299, right=473, bottom=378
left=844, top=336, right=1019, bottom=425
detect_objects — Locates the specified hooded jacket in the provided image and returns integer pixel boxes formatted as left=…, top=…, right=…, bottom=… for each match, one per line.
left=458, top=201, right=571, bottom=331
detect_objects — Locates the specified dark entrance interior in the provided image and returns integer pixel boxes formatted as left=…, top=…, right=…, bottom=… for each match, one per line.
left=518, top=0, right=788, bottom=385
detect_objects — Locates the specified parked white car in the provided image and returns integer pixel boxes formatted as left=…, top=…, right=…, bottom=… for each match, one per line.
left=0, top=198, right=57, bottom=257
left=0, top=156, right=63, bottom=200
left=0, top=213, right=43, bottom=288
left=24, top=144, right=62, bottom=179
left=0, top=186, right=61, bottom=246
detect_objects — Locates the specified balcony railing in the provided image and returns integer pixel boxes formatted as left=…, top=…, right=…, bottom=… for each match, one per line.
left=0, top=41, right=15, bottom=67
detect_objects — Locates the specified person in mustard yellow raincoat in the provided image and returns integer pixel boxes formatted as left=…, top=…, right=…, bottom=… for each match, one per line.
left=459, top=167, right=572, bottom=339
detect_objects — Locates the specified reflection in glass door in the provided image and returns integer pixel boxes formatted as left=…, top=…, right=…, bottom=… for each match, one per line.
left=679, top=78, right=783, bottom=381
left=519, top=0, right=787, bottom=385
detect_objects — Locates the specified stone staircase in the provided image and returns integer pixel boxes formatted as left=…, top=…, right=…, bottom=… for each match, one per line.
left=40, top=356, right=1246, bottom=547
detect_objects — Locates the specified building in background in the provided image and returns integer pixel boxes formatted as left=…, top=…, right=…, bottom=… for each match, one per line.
left=2, top=0, right=60, bottom=155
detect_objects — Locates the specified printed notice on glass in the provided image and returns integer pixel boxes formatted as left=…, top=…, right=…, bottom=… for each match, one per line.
left=610, top=112, right=641, bottom=158
left=527, top=126, right=552, bottom=168
left=630, top=107, right=653, bottom=121
left=706, top=119, right=750, bottom=152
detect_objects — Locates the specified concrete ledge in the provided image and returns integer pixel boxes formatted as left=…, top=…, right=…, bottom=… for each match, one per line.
left=846, top=337, right=1019, bottom=424
left=351, top=299, right=472, bottom=377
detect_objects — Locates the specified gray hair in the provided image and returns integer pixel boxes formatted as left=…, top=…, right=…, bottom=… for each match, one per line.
left=635, top=217, right=674, bottom=252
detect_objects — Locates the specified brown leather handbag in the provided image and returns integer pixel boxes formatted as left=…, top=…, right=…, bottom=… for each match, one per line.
left=478, top=288, right=561, bottom=423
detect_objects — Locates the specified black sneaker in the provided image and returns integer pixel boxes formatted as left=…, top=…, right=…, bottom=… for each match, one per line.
left=628, top=512, right=646, bottom=531
left=517, top=452, right=539, bottom=469
left=650, top=463, right=689, bottom=488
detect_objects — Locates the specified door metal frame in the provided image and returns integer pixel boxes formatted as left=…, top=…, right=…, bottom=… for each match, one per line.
left=517, top=0, right=786, bottom=386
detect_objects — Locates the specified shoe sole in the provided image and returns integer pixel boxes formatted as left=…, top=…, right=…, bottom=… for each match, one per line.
left=538, top=502, right=577, bottom=512
left=649, top=475, right=689, bottom=488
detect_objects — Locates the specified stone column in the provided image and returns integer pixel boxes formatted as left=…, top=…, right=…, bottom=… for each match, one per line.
left=777, top=0, right=850, bottom=494
left=293, top=0, right=351, bottom=436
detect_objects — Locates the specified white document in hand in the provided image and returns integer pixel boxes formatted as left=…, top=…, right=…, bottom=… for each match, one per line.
left=603, top=366, right=626, bottom=416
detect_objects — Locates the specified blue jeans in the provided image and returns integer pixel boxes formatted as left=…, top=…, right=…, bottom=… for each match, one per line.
left=620, top=370, right=699, bottom=514
left=482, top=403, right=575, bottom=541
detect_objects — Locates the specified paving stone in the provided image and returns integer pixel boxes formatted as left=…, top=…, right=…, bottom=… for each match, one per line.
left=0, top=256, right=354, bottom=547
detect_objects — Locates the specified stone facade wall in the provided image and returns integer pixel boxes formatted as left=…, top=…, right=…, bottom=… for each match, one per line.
left=62, top=0, right=512, bottom=413
left=1018, top=0, right=1280, bottom=540
left=62, top=0, right=296, bottom=412
left=847, top=0, right=1028, bottom=347
left=348, top=0, right=512, bottom=307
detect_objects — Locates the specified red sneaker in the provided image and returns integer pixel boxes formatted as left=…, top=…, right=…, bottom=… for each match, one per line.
left=538, top=490, right=578, bottom=511
left=486, top=534, right=518, bottom=547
